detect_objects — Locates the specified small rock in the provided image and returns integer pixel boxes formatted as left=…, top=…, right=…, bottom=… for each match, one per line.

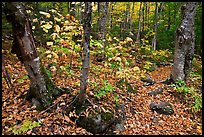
left=115, top=123, right=125, bottom=131
left=141, top=76, right=155, bottom=83
left=148, top=88, right=163, bottom=96
left=150, top=102, right=174, bottom=115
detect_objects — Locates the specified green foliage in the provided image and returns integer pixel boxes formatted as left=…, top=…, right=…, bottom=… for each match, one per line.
left=142, top=61, right=157, bottom=72
left=113, top=95, right=120, bottom=107
left=31, top=7, right=83, bottom=46
left=17, top=75, right=29, bottom=83
left=94, top=80, right=115, bottom=99
left=44, top=67, right=53, bottom=78
left=8, top=119, right=41, bottom=135
left=190, top=93, right=202, bottom=113
left=171, top=80, right=202, bottom=113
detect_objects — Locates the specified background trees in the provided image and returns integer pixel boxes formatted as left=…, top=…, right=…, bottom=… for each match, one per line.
left=2, top=2, right=202, bottom=135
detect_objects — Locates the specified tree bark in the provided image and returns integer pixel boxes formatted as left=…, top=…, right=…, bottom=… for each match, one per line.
left=152, top=2, right=158, bottom=50
left=129, top=2, right=134, bottom=32
left=78, top=2, right=92, bottom=104
left=126, top=3, right=131, bottom=31
left=99, top=2, right=108, bottom=59
left=136, top=2, right=142, bottom=45
left=3, top=2, right=64, bottom=109
left=141, top=2, right=146, bottom=37
left=171, top=2, right=197, bottom=82
left=67, top=2, right=70, bottom=13
left=108, top=2, right=114, bottom=32
left=152, top=2, right=164, bottom=50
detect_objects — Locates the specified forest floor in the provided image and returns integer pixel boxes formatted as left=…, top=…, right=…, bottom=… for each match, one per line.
left=2, top=40, right=202, bottom=135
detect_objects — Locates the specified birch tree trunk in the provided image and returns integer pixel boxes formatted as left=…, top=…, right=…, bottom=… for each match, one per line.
left=152, top=2, right=164, bottom=50
left=141, top=2, right=146, bottom=37
left=129, top=2, right=134, bottom=32
left=152, top=2, right=158, bottom=50
left=3, top=2, right=65, bottom=109
left=136, top=2, right=142, bottom=44
left=99, top=2, right=108, bottom=59
left=78, top=2, right=92, bottom=104
left=126, top=3, right=131, bottom=31
left=171, top=2, right=197, bottom=82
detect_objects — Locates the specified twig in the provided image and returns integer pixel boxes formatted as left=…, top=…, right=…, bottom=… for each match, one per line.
left=114, top=91, right=134, bottom=102
left=64, top=94, right=79, bottom=110
left=39, top=99, right=61, bottom=115
left=86, top=96, right=97, bottom=108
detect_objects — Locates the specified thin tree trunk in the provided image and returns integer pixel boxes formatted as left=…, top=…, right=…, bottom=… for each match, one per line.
left=3, top=2, right=64, bottom=109
left=152, top=2, right=158, bottom=50
left=141, top=2, right=146, bottom=38
left=108, top=2, right=114, bottom=32
left=129, top=2, right=134, bottom=32
left=171, top=2, right=197, bottom=82
left=97, top=2, right=101, bottom=33
left=126, top=2, right=131, bottom=31
left=147, top=2, right=150, bottom=27
left=122, top=3, right=128, bottom=35
left=78, top=2, right=92, bottom=104
left=136, top=2, right=142, bottom=44
left=67, top=2, right=70, bottom=13
left=99, top=2, right=108, bottom=59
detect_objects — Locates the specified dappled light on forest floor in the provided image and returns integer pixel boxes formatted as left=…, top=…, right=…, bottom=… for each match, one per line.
left=2, top=2, right=202, bottom=135
left=2, top=46, right=202, bottom=135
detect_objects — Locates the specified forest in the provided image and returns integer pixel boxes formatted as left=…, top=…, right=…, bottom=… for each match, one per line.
left=2, top=2, right=202, bottom=135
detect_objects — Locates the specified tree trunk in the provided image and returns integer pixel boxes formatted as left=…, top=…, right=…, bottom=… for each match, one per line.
left=136, top=2, right=142, bottom=44
left=141, top=2, right=146, bottom=39
left=171, top=2, right=197, bottom=82
left=129, top=2, right=134, bottom=32
left=99, top=2, right=108, bottom=59
left=152, top=2, right=164, bottom=50
left=152, top=2, right=158, bottom=50
left=3, top=2, right=64, bottom=110
left=108, top=2, right=114, bottom=32
left=78, top=2, right=92, bottom=104
left=126, top=3, right=131, bottom=31
left=67, top=2, right=70, bottom=13
left=97, top=2, right=101, bottom=33
left=147, top=2, right=150, bottom=27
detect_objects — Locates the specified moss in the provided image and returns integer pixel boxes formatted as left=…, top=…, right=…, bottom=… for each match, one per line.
left=101, top=111, right=114, bottom=121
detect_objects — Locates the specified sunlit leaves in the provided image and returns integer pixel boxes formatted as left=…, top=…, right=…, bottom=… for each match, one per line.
left=39, top=11, right=50, bottom=17
left=46, top=42, right=53, bottom=46
left=54, top=25, right=60, bottom=33
left=41, top=22, right=53, bottom=33
left=116, top=66, right=141, bottom=80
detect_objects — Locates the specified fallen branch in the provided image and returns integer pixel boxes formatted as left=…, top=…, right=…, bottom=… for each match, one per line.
left=113, top=91, right=134, bottom=102
left=39, top=99, right=61, bottom=115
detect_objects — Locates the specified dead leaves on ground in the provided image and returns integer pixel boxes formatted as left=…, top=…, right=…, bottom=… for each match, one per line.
left=2, top=48, right=202, bottom=135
